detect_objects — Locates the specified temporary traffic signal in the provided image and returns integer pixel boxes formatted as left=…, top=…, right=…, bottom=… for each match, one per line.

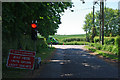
left=31, top=23, right=37, bottom=28
left=31, top=23, right=37, bottom=40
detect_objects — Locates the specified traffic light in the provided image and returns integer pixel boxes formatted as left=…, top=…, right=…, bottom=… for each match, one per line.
left=31, top=23, right=37, bottom=40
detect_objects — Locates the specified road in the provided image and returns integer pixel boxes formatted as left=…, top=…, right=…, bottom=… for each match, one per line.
left=35, top=45, right=119, bottom=78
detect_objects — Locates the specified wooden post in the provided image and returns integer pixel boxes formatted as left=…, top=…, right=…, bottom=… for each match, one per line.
left=99, top=1, right=102, bottom=43
left=102, top=0, right=104, bottom=45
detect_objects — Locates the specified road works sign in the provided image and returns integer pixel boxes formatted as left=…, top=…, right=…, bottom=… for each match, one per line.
left=6, top=49, right=36, bottom=70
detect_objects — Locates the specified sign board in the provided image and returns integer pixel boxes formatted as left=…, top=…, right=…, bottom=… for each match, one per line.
left=6, top=49, right=36, bottom=70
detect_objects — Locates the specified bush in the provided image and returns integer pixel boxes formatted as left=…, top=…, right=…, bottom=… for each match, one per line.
left=88, top=48, right=96, bottom=52
left=89, top=43, right=95, bottom=47
left=106, top=45, right=113, bottom=52
left=115, top=35, right=120, bottom=46
left=64, top=41, right=89, bottom=45
left=104, top=37, right=115, bottom=45
left=89, top=35, right=93, bottom=42
left=102, top=44, right=107, bottom=50
left=94, top=43, right=102, bottom=50
left=115, top=35, right=120, bottom=55
left=94, top=38, right=99, bottom=43
left=98, top=52, right=107, bottom=57
left=63, top=38, right=86, bottom=42
left=112, top=46, right=118, bottom=55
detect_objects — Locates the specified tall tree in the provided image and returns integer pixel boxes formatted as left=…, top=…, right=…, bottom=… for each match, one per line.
left=83, top=7, right=119, bottom=38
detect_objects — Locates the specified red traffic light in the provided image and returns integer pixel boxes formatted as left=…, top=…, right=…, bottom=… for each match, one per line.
left=31, top=23, right=37, bottom=28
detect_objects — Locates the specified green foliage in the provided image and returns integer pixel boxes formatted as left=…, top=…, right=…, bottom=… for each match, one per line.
left=94, top=43, right=102, bottom=50
left=63, top=38, right=86, bottom=42
left=84, top=46, right=118, bottom=60
left=89, top=43, right=95, bottom=47
left=2, top=2, right=73, bottom=39
left=94, top=38, right=99, bottom=43
left=115, top=35, right=120, bottom=55
left=83, top=8, right=119, bottom=37
left=52, top=34, right=86, bottom=43
left=90, top=27, right=96, bottom=43
left=89, top=41, right=118, bottom=55
left=115, top=35, right=120, bottom=46
left=94, top=37, right=115, bottom=45
left=64, top=41, right=89, bottom=45
left=83, top=12, right=93, bottom=35
left=101, top=44, right=107, bottom=51
left=2, top=2, right=73, bottom=58
left=98, top=52, right=118, bottom=60
left=91, top=27, right=96, bottom=38
left=89, top=35, right=93, bottom=43
left=111, top=46, right=118, bottom=55
left=88, top=48, right=96, bottom=52
left=106, top=45, right=113, bottom=52
left=104, top=37, right=115, bottom=45
left=89, top=43, right=102, bottom=50
left=2, top=35, right=48, bottom=58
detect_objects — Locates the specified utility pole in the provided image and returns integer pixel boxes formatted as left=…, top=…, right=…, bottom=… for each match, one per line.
left=92, top=1, right=96, bottom=43
left=93, top=5, right=95, bottom=28
left=86, top=26, right=88, bottom=42
left=102, top=0, right=104, bottom=45
left=99, top=0, right=102, bottom=43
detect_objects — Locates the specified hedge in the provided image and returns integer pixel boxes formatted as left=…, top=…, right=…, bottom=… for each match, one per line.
left=94, top=37, right=115, bottom=45
left=63, top=38, right=86, bottom=42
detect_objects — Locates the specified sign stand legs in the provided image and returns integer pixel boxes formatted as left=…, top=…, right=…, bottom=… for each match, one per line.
left=32, top=40, right=36, bottom=75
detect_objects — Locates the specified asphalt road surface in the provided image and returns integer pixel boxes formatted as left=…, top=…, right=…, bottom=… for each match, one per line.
left=36, top=45, right=119, bottom=78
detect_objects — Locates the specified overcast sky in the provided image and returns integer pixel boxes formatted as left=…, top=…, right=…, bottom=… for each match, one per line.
left=56, top=0, right=120, bottom=35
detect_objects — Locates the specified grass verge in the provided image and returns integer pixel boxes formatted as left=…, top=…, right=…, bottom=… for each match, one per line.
left=84, top=45, right=119, bottom=61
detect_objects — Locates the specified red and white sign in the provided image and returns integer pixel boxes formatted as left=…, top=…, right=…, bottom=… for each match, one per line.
left=6, top=49, right=36, bottom=70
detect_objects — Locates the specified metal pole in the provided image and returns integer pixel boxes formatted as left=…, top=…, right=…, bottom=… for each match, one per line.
left=102, top=0, right=104, bottom=45
left=32, top=40, right=36, bottom=75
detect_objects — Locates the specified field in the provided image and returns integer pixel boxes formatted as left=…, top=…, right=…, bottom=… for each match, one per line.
left=52, top=34, right=86, bottom=43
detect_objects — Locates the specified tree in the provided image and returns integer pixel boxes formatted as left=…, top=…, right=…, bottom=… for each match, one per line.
left=2, top=2, right=73, bottom=56
left=2, top=2, right=73, bottom=41
left=83, top=8, right=119, bottom=39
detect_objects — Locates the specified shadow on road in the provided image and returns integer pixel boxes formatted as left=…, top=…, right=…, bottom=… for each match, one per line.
left=36, top=45, right=119, bottom=78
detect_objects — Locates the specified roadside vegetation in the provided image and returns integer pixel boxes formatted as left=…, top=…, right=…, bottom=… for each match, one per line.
left=2, top=35, right=55, bottom=78
left=52, top=34, right=120, bottom=62
left=84, top=36, right=119, bottom=61
left=54, top=34, right=120, bottom=61
left=2, top=2, right=73, bottom=78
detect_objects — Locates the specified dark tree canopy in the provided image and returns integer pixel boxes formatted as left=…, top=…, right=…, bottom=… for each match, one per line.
left=2, top=2, right=73, bottom=40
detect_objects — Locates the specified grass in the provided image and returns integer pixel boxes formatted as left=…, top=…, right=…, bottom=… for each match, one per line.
left=63, top=41, right=89, bottom=45
left=52, top=34, right=86, bottom=43
left=51, top=34, right=87, bottom=45
left=84, top=45, right=119, bottom=61
left=35, top=47, right=55, bottom=60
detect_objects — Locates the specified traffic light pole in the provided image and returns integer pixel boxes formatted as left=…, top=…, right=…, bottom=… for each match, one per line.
left=31, top=21, right=37, bottom=74
left=34, top=40, right=36, bottom=54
